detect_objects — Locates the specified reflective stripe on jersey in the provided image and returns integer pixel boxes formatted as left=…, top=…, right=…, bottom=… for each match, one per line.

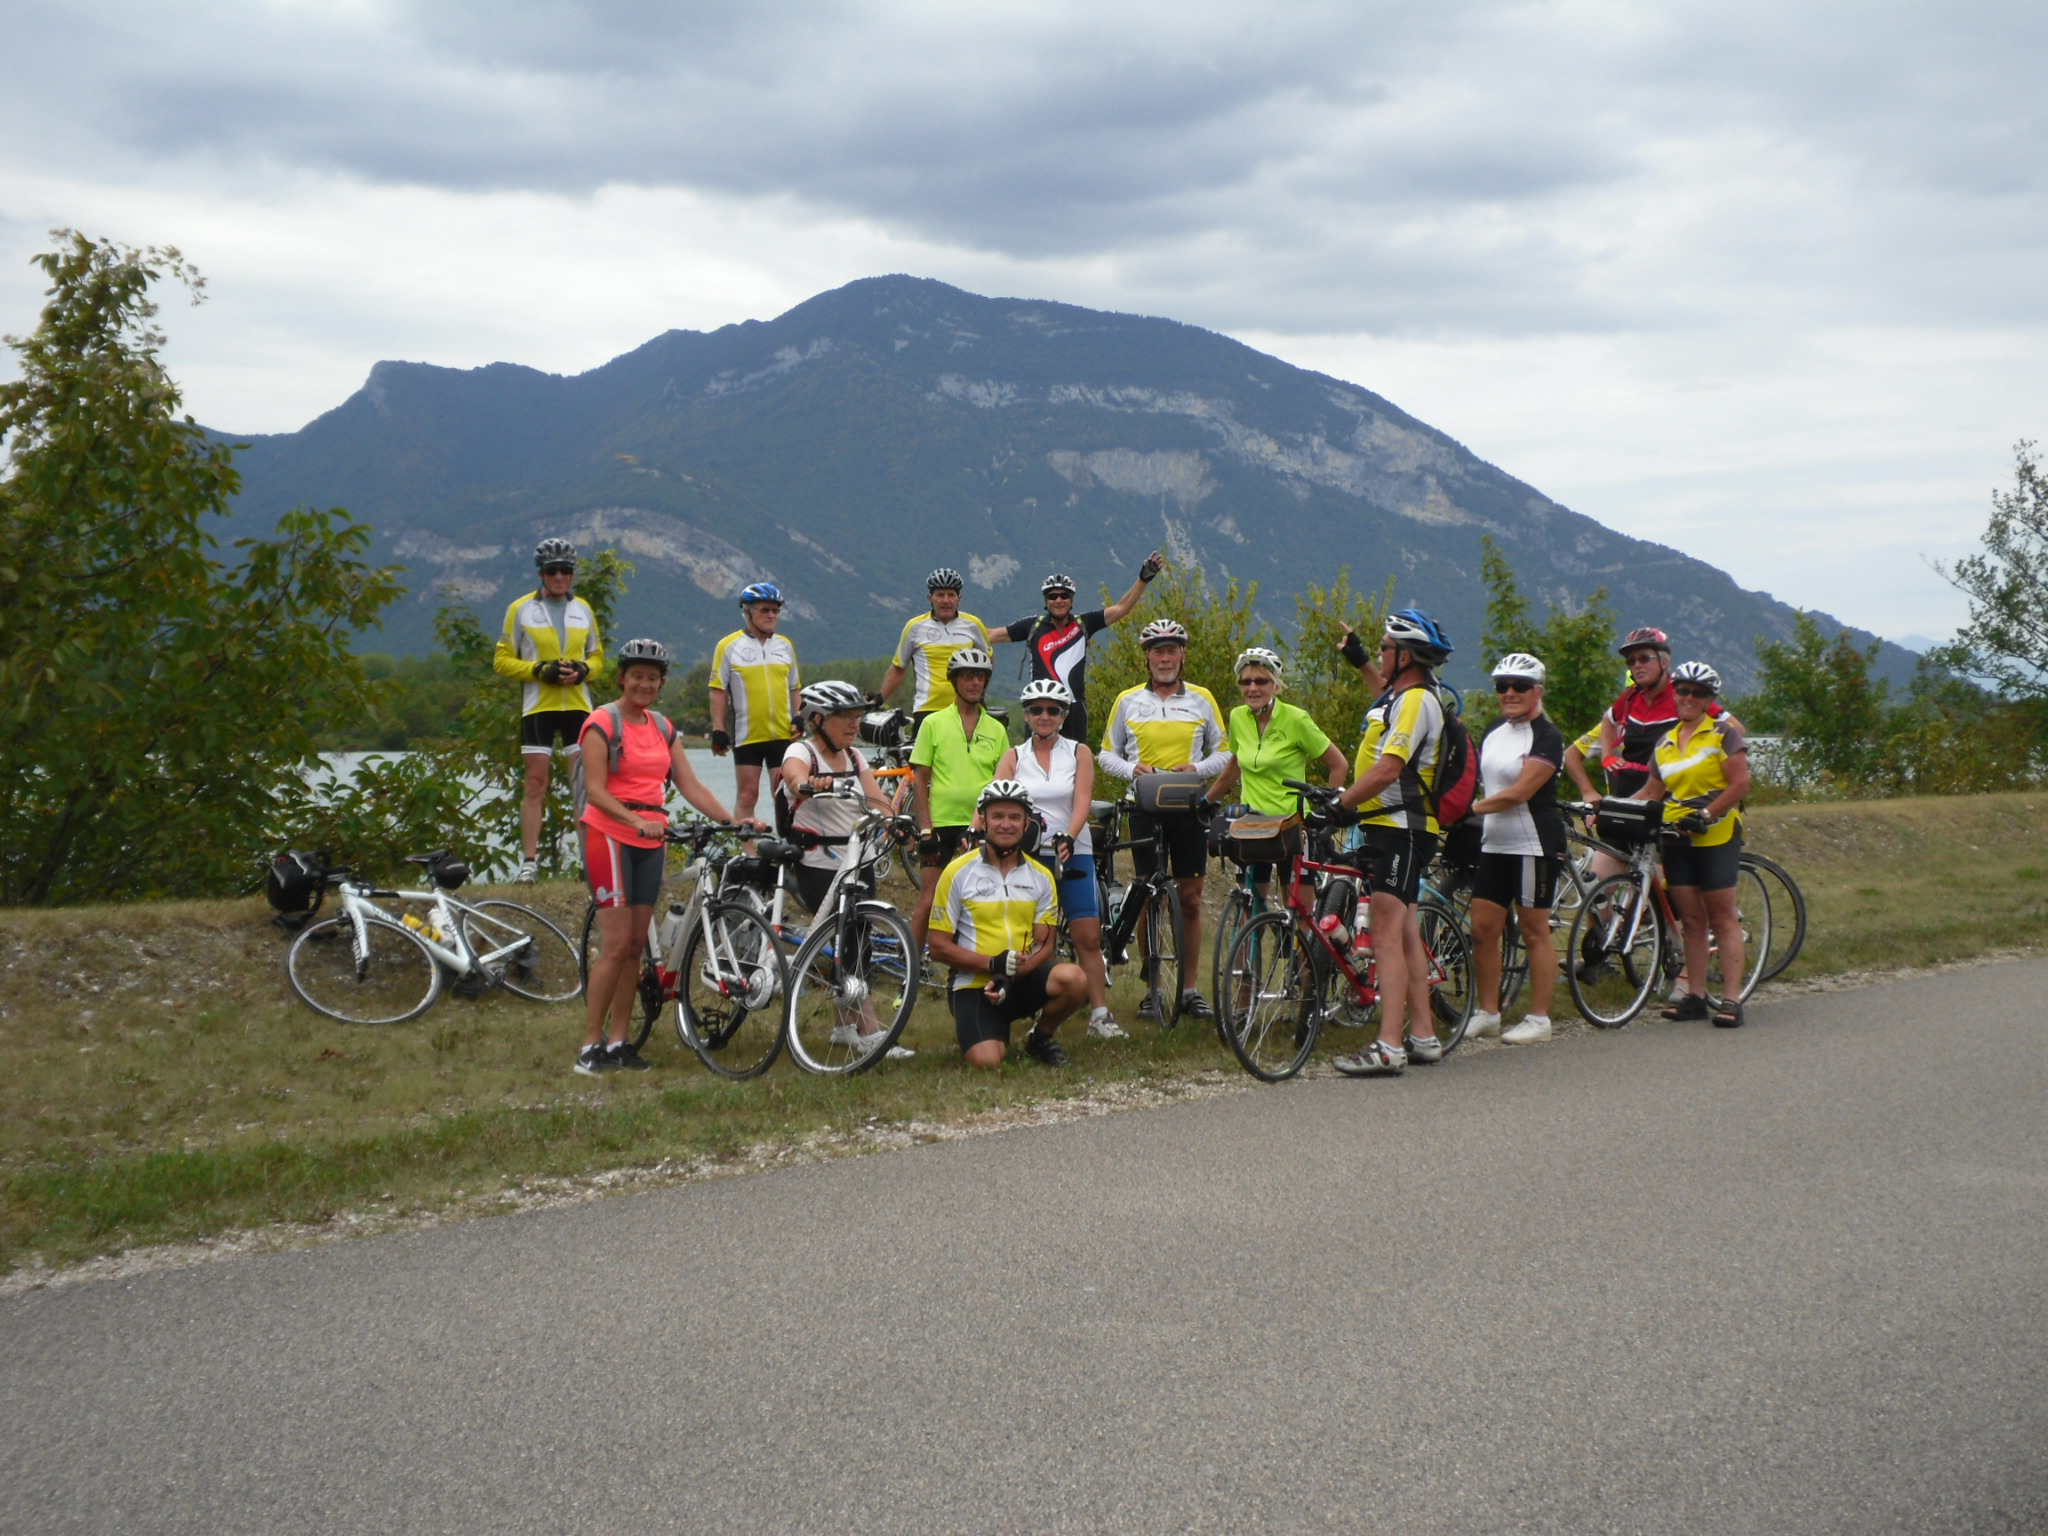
left=1650, top=716, right=1747, bottom=847
left=494, top=592, right=602, bottom=716
left=711, top=630, right=799, bottom=746
left=1099, top=683, right=1229, bottom=777
left=929, top=849, right=1059, bottom=991
left=894, top=613, right=990, bottom=714
left=1353, top=685, right=1443, bottom=834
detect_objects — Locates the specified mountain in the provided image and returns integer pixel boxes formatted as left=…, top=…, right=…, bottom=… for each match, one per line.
left=222, top=274, right=1914, bottom=695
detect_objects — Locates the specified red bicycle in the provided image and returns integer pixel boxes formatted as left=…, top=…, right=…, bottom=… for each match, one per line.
left=1216, top=780, right=1474, bottom=1081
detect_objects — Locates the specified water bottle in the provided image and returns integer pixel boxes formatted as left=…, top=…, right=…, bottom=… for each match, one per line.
left=1315, top=910, right=1351, bottom=949
left=1350, top=896, right=1373, bottom=958
left=401, top=911, right=443, bottom=944
left=656, top=902, right=685, bottom=958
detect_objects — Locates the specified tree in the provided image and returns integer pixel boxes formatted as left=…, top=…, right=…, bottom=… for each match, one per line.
left=1936, top=440, right=2048, bottom=700
left=1475, top=536, right=1618, bottom=740
left=1285, top=567, right=1392, bottom=757
left=1743, top=612, right=1891, bottom=790
left=0, top=232, right=402, bottom=904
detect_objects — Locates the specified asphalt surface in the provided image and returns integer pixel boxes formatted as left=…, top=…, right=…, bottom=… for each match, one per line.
left=5, top=961, right=2047, bottom=1534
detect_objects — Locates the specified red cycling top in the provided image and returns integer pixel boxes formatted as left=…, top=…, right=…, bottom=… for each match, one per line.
left=1604, top=682, right=1723, bottom=792
left=577, top=708, right=675, bottom=848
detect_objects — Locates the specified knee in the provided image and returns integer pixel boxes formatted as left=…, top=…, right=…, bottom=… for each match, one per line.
left=964, top=1041, right=1006, bottom=1070
left=1051, top=962, right=1086, bottom=999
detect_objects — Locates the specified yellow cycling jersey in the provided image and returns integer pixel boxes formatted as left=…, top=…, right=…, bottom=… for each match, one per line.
left=894, top=613, right=990, bottom=714
left=929, top=848, right=1059, bottom=992
left=1098, top=683, right=1230, bottom=778
left=710, top=630, right=799, bottom=746
left=1649, top=715, right=1747, bottom=847
left=1352, top=685, right=1443, bottom=834
left=494, top=591, right=603, bottom=715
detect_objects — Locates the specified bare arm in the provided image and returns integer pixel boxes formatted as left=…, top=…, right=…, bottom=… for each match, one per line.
left=1205, top=758, right=1241, bottom=803
left=912, top=763, right=933, bottom=830
left=1471, top=756, right=1556, bottom=817
left=1706, top=753, right=1751, bottom=819
left=1563, top=743, right=1600, bottom=804
left=1102, top=559, right=1156, bottom=625
left=1318, top=741, right=1350, bottom=784
left=880, top=664, right=906, bottom=703
left=1070, top=747, right=1096, bottom=840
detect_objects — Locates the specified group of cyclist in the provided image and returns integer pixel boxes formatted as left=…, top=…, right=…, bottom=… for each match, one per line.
left=493, top=538, right=1755, bottom=1077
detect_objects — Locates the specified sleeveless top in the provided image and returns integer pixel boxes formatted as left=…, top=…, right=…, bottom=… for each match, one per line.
left=783, top=738, right=865, bottom=871
left=1013, top=734, right=1092, bottom=857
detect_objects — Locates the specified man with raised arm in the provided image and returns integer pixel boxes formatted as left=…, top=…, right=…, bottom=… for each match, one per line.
left=988, top=552, right=1162, bottom=745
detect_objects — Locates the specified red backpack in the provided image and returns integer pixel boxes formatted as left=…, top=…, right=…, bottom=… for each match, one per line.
left=1420, top=689, right=1479, bottom=828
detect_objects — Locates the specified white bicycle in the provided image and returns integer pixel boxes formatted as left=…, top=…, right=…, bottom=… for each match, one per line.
left=285, top=851, right=582, bottom=1024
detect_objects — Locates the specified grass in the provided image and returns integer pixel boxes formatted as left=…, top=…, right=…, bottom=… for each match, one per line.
left=6, top=790, right=2047, bottom=1276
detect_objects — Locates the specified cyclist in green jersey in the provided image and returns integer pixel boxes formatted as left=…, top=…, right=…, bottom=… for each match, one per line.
left=1203, top=647, right=1350, bottom=896
left=907, top=646, right=1008, bottom=959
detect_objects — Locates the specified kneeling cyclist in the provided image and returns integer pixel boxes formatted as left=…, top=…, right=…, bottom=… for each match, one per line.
left=928, top=781, right=1089, bottom=1069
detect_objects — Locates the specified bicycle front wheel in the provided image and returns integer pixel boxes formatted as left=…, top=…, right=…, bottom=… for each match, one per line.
left=676, top=903, right=786, bottom=1080
left=784, top=904, right=918, bottom=1076
left=1219, top=912, right=1323, bottom=1081
left=1710, top=861, right=1772, bottom=1005
left=1417, top=898, right=1477, bottom=1051
left=1567, top=873, right=1663, bottom=1028
left=287, top=913, right=441, bottom=1025
left=1744, top=851, right=1807, bottom=982
left=462, top=899, right=581, bottom=1002
left=1141, top=884, right=1185, bottom=1028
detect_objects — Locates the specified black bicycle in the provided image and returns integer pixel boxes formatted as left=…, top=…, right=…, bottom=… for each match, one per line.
left=1090, top=786, right=1208, bottom=1031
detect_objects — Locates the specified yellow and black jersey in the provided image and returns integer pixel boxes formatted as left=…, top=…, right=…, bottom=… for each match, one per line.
left=1098, top=683, right=1230, bottom=779
left=929, top=849, right=1059, bottom=992
left=493, top=591, right=603, bottom=715
left=1352, top=685, right=1444, bottom=834
left=710, top=630, right=799, bottom=746
left=893, top=613, right=991, bottom=714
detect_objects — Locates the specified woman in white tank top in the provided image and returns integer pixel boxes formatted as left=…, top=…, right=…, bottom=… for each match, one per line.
left=994, top=680, right=1122, bottom=1038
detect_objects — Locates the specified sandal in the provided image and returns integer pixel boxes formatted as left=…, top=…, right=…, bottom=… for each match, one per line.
left=1661, top=992, right=1708, bottom=1021
left=1710, top=996, right=1745, bottom=1029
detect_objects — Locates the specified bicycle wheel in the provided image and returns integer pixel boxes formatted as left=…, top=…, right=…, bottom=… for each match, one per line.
left=1709, top=861, right=1772, bottom=1005
left=1211, top=884, right=1258, bottom=1017
left=676, top=903, right=786, bottom=1080
left=1219, top=912, right=1323, bottom=1081
left=1567, top=873, right=1664, bottom=1027
left=784, top=904, right=918, bottom=1076
left=286, top=913, right=441, bottom=1025
left=580, top=901, right=664, bottom=1050
left=461, top=899, right=581, bottom=1003
left=1417, top=898, right=1477, bottom=1050
left=1140, top=883, right=1185, bottom=1028
left=1497, top=912, right=1529, bottom=1011
left=1743, top=851, right=1807, bottom=982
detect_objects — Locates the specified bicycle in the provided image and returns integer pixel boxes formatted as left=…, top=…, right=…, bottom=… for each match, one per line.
left=1562, top=802, right=1770, bottom=1027
left=286, top=851, right=582, bottom=1024
left=1091, top=794, right=1195, bottom=1030
left=1744, top=849, right=1807, bottom=982
left=1216, top=782, right=1474, bottom=1081
left=782, top=802, right=922, bottom=1074
left=1210, top=807, right=1301, bottom=1015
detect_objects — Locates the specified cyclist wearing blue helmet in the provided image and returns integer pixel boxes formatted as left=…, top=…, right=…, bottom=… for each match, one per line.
left=710, top=580, right=801, bottom=830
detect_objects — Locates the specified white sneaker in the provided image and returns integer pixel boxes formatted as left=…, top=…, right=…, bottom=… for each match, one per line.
left=1467, top=1010, right=1502, bottom=1039
left=1503, top=1014, right=1553, bottom=1045
left=883, top=1044, right=915, bottom=1060
left=828, top=1022, right=862, bottom=1048
left=1087, top=1007, right=1127, bottom=1040
left=516, top=859, right=538, bottom=884
left=1403, top=1032, right=1444, bottom=1064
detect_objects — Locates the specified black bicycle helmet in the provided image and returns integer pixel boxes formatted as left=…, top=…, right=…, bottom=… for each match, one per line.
left=534, top=538, right=577, bottom=570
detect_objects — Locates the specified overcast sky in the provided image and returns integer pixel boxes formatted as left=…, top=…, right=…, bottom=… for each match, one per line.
left=5, top=0, right=2042, bottom=643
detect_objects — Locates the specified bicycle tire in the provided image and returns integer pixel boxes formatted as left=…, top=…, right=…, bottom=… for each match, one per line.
left=1743, top=851, right=1807, bottom=982
left=1141, top=883, right=1185, bottom=1028
left=1496, top=909, right=1530, bottom=1011
left=286, top=912, right=440, bottom=1025
left=1706, top=861, right=1771, bottom=1004
left=580, top=900, right=664, bottom=1050
left=784, top=904, right=918, bottom=1076
left=1219, top=911, right=1323, bottom=1081
left=461, top=899, right=581, bottom=1003
left=676, top=903, right=786, bottom=1080
left=1567, top=872, right=1664, bottom=1028
left=1211, top=885, right=1258, bottom=1020
left=1417, top=898, right=1478, bottom=1050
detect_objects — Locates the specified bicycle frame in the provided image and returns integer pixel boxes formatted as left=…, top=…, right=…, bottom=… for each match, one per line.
left=333, top=879, right=527, bottom=982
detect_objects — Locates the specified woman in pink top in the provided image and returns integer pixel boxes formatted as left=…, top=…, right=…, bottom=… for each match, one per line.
left=577, top=638, right=749, bottom=1076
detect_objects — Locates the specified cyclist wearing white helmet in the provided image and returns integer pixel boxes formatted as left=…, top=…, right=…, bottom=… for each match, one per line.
left=1464, top=652, right=1568, bottom=1046
left=495, top=538, right=606, bottom=882
left=995, top=679, right=1123, bottom=1038
left=1100, top=616, right=1231, bottom=1020
left=780, top=680, right=895, bottom=915
left=710, top=580, right=801, bottom=831
left=989, top=551, right=1163, bottom=745
left=908, top=645, right=1008, bottom=960
left=880, top=567, right=991, bottom=722
left=1205, top=648, right=1350, bottom=894
left=576, top=638, right=753, bottom=1077
left=928, top=779, right=1088, bottom=1069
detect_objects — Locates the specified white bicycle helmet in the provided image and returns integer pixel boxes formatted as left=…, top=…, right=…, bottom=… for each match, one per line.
left=800, top=680, right=868, bottom=723
left=1139, top=618, right=1189, bottom=650
left=977, top=778, right=1036, bottom=814
left=946, top=646, right=994, bottom=676
left=614, top=637, right=670, bottom=673
left=1041, top=572, right=1077, bottom=597
left=1671, top=660, right=1722, bottom=694
left=1018, top=679, right=1074, bottom=709
left=534, top=537, right=577, bottom=570
left=1234, top=646, right=1284, bottom=682
left=1490, top=652, right=1547, bottom=684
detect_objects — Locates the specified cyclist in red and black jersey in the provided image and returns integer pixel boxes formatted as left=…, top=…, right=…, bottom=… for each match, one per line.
left=989, top=553, right=1161, bottom=744
left=1565, top=628, right=1739, bottom=806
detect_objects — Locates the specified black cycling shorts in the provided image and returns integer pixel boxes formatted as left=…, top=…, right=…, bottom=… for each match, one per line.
left=1130, top=809, right=1208, bottom=882
left=951, top=963, right=1055, bottom=1050
left=1470, top=851, right=1560, bottom=911
left=1661, top=831, right=1742, bottom=893
left=919, top=825, right=971, bottom=872
left=731, top=739, right=789, bottom=770
left=793, top=862, right=836, bottom=914
left=1358, top=825, right=1438, bottom=906
left=522, top=709, right=588, bottom=754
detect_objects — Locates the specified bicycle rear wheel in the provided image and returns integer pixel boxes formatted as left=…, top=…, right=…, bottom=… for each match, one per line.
left=1709, top=861, right=1772, bottom=1004
left=676, top=903, right=786, bottom=1079
left=1140, top=884, right=1185, bottom=1028
left=580, top=901, right=664, bottom=1051
left=1211, top=884, right=1258, bottom=1019
left=1417, top=898, right=1477, bottom=1050
left=462, top=899, right=581, bottom=1002
left=784, top=904, right=918, bottom=1075
left=1219, top=912, right=1323, bottom=1081
left=287, top=913, right=440, bottom=1024
left=1743, top=851, right=1806, bottom=982
left=1567, top=872, right=1663, bottom=1028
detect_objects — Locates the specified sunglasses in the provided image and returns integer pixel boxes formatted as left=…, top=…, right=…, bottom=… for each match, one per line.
left=1237, top=674, right=1274, bottom=687
left=1024, top=704, right=1066, bottom=717
left=541, top=564, right=575, bottom=575
left=1494, top=679, right=1535, bottom=694
left=1674, top=685, right=1715, bottom=699
left=1624, top=651, right=1661, bottom=665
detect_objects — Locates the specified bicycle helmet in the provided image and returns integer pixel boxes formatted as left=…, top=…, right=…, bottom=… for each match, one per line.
left=1382, top=607, right=1453, bottom=662
left=738, top=581, right=782, bottom=606
left=1491, top=652, right=1547, bottom=684
left=1671, top=660, right=1722, bottom=694
left=1018, top=678, right=1074, bottom=709
left=976, top=778, right=1037, bottom=814
left=1041, top=572, right=1077, bottom=597
left=534, top=538, right=577, bottom=570
left=946, top=646, right=994, bottom=676
left=927, top=567, right=964, bottom=593
left=799, top=679, right=867, bottom=723
left=615, top=637, right=671, bottom=674
left=1618, top=626, right=1671, bottom=657
left=1139, top=618, right=1189, bottom=650
left=1234, top=646, right=1284, bottom=682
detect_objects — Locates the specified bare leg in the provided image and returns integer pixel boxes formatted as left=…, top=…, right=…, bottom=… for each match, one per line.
left=585, top=904, right=649, bottom=1048
left=521, top=752, right=552, bottom=862
left=1070, top=917, right=1109, bottom=1010
left=733, top=762, right=763, bottom=827
left=1369, top=891, right=1413, bottom=1046
left=1702, top=885, right=1745, bottom=999
left=1669, top=884, right=1709, bottom=999
left=1470, top=897, right=1508, bottom=1014
left=1517, top=902, right=1557, bottom=1017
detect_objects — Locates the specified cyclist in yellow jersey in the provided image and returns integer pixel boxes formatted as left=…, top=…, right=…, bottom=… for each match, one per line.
left=1334, top=607, right=1454, bottom=1077
left=493, top=538, right=605, bottom=882
left=709, top=581, right=801, bottom=831
left=908, top=646, right=1009, bottom=960
left=880, top=567, right=991, bottom=720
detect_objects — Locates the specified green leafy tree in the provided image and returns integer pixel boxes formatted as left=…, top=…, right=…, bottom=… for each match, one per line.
left=1285, top=567, right=1393, bottom=763
left=1475, top=536, right=1619, bottom=740
left=1935, top=440, right=2048, bottom=701
left=0, top=232, right=402, bottom=904
left=1742, top=612, right=1892, bottom=790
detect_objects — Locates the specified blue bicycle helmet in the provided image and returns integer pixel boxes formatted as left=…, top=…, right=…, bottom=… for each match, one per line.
left=738, top=581, right=783, bottom=606
left=1383, top=606, right=1454, bottom=663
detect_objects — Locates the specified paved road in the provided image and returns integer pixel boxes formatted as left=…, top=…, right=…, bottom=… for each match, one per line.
left=5, top=962, right=2046, bottom=1534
